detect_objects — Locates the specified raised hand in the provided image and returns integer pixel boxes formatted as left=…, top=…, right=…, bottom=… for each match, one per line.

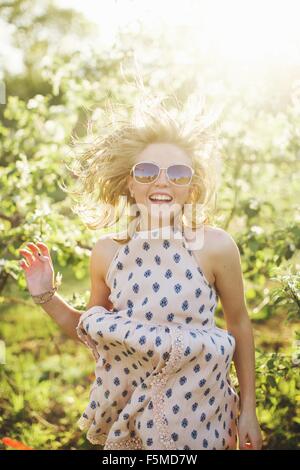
left=19, top=242, right=56, bottom=296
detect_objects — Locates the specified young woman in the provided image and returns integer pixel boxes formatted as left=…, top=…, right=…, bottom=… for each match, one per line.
left=19, top=96, right=263, bottom=450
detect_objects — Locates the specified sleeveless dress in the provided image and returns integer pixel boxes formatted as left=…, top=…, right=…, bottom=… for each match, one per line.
left=76, top=223, right=240, bottom=450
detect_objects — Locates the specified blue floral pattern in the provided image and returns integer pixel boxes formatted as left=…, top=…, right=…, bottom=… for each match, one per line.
left=76, top=225, right=239, bottom=450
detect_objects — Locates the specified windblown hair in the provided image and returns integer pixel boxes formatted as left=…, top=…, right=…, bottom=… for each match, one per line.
left=60, top=92, right=222, bottom=244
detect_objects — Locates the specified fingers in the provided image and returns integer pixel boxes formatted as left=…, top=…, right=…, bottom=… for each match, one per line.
left=25, top=242, right=41, bottom=257
left=35, top=241, right=51, bottom=257
left=19, top=259, right=29, bottom=271
left=19, top=241, right=50, bottom=268
left=239, top=438, right=262, bottom=450
left=239, top=428, right=263, bottom=450
left=242, top=442, right=252, bottom=450
left=250, top=439, right=263, bottom=450
left=239, top=433, right=250, bottom=450
left=23, top=242, right=51, bottom=263
left=19, top=248, right=35, bottom=265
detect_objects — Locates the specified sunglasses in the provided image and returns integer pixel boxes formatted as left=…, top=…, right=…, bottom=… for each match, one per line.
left=130, top=161, right=194, bottom=186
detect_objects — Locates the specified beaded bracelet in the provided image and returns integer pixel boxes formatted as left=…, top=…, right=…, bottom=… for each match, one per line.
left=30, top=272, right=62, bottom=305
left=31, top=285, right=58, bottom=304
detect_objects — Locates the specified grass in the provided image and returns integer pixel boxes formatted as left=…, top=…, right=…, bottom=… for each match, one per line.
left=0, top=267, right=103, bottom=450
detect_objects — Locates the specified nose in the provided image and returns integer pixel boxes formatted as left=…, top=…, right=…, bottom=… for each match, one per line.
left=155, top=168, right=169, bottom=185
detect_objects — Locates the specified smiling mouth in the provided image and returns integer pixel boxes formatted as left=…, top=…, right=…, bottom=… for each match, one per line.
left=148, top=195, right=173, bottom=204
left=149, top=199, right=173, bottom=204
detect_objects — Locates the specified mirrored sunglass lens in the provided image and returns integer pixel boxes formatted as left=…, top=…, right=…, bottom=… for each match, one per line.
left=134, top=163, right=159, bottom=183
left=168, top=165, right=192, bottom=185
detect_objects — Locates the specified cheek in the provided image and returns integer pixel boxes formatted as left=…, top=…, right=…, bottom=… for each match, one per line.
left=132, top=184, right=149, bottom=201
left=174, top=189, right=190, bottom=203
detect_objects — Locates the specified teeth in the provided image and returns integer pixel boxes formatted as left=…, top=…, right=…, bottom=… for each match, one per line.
left=150, top=195, right=172, bottom=201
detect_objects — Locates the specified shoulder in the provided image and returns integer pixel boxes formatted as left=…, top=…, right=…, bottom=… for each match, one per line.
left=191, top=224, right=239, bottom=258
left=92, top=230, right=128, bottom=256
left=90, top=231, right=126, bottom=278
left=207, top=225, right=239, bottom=255
left=202, top=226, right=241, bottom=275
left=92, top=234, right=115, bottom=255
left=206, top=225, right=237, bottom=248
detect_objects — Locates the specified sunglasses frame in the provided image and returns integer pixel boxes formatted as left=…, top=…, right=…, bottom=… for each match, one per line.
left=130, top=161, right=195, bottom=186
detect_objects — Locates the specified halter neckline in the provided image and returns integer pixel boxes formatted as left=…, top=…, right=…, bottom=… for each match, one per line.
left=133, top=216, right=184, bottom=238
left=135, top=225, right=183, bottom=234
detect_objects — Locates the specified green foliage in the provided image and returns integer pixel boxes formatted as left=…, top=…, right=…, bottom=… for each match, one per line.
left=0, top=0, right=299, bottom=451
left=255, top=350, right=300, bottom=450
left=0, top=302, right=101, bottom=450
left=270, top=271, right=300, bottom=322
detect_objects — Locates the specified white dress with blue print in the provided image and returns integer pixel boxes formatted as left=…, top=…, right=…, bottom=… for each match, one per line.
left=76, top=224, right=240, bottom=450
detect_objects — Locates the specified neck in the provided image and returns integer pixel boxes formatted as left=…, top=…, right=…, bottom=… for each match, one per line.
left=136, top=214, right=182, bottom=232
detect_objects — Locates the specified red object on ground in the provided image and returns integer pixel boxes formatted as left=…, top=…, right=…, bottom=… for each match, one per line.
left=1, top=437, right=34, bottom=450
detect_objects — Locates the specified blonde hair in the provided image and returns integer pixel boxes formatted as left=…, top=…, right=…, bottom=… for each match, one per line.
left=60, top=92, right=221, bottom=244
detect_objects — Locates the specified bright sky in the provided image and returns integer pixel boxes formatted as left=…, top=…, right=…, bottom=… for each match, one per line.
left=2, top=0, right=300, bottom=79
left=57, top=0, right=300, bottom=64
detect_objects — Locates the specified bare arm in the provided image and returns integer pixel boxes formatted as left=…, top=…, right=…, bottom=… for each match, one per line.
left=20, top=239, right=112, bottom=342
left=212, top=229, right=256, bottom=413
left=39, top=293, right=82, bottom=342
left=211, top=228, right=263, bottom=449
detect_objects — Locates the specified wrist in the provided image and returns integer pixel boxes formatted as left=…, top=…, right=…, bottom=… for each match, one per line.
left=239, top=395, right=257, bottom=412
left=240, top=407, right=257, bottom=415
left=30, top=272, right=62, bottom=304
left=30, top=285, right=55, bottom=296
left=31, top=285, right=58, bottom=304
left=239, top=402, right=257, bottom=415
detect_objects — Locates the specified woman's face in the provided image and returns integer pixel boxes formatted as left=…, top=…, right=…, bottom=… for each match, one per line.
left=127, top=143, right=193, bottom=229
